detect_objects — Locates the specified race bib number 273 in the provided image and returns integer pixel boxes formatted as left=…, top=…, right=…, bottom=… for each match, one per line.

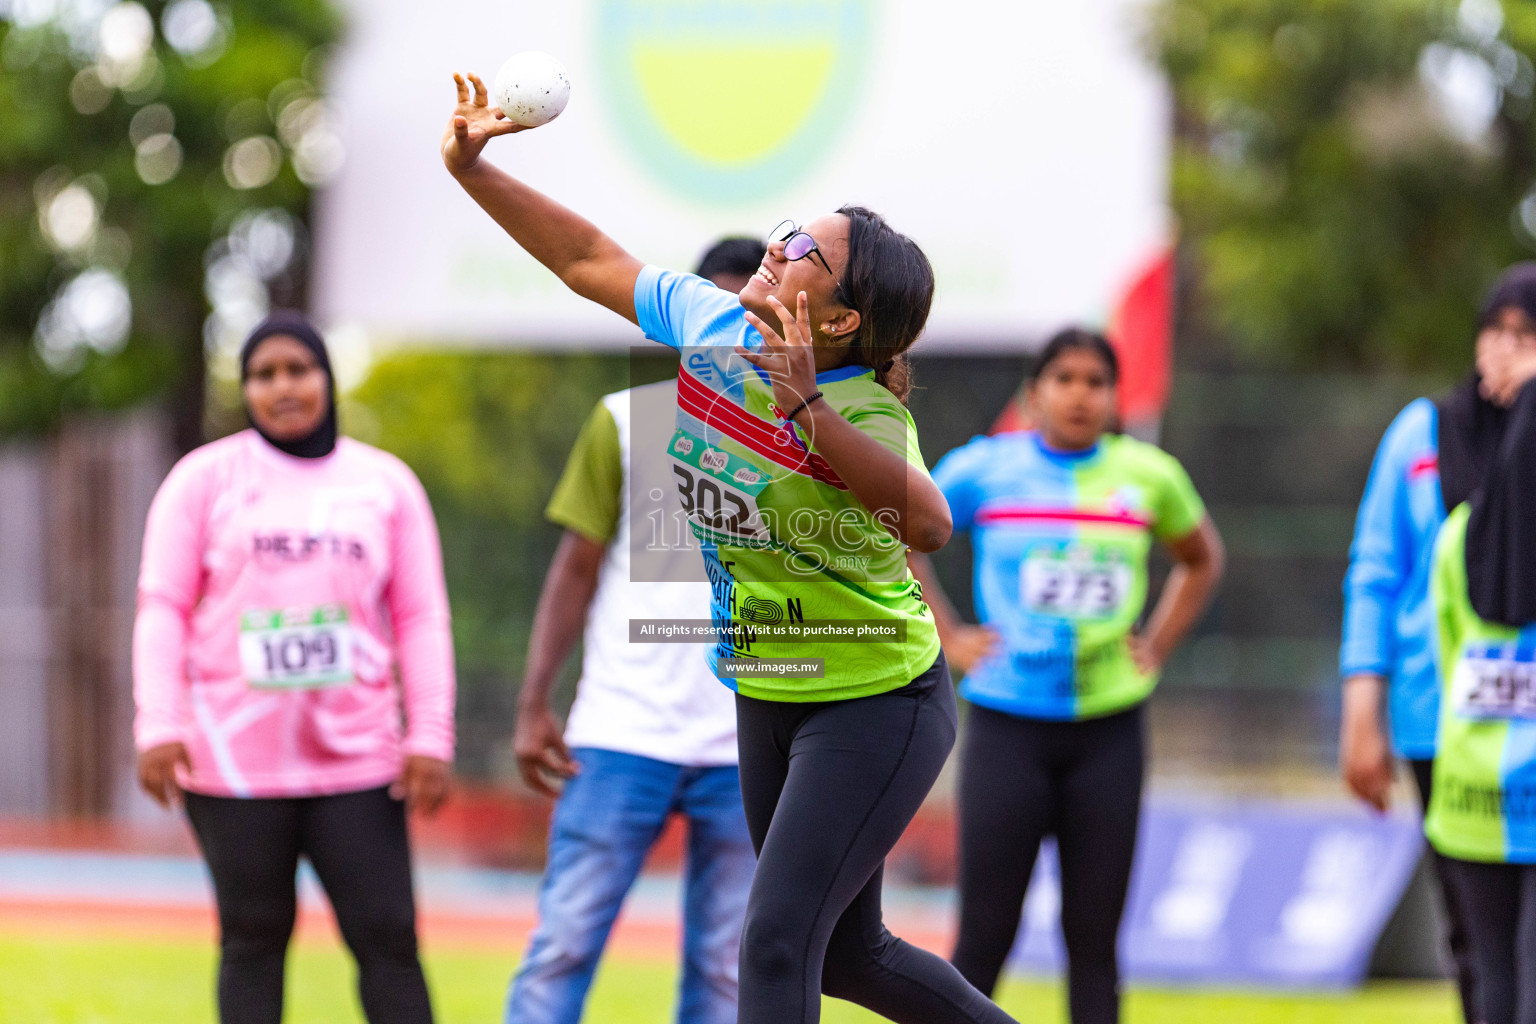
left=1021, top=547, right=1132, bottom=620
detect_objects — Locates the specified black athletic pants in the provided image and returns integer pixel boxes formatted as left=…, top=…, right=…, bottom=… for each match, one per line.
left=734, top=653, right=1016, bottom=1024
left=184, top=786, right=433, bottom=1024
left=1409, top=759, right=1480, bottom=1024
left=1438, top=855, right=1536, bottom=1024
left=951, top=702, right=1145, bottom=1024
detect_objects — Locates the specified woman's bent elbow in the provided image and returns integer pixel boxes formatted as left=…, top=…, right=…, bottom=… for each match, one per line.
left=908, top=514, right=951, bottom=554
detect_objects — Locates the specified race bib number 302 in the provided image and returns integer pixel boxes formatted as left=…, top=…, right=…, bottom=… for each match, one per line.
left=1452, top=652, right=1536, bottom=720
left=239, top=605, right=356, bottom=690
left=1021, top=546, right=1132, bottom=620
left=669, top=428, right=772, bottom=547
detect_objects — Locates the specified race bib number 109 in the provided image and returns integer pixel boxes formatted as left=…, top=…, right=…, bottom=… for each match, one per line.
left=1452, top=652, right=1536, bottom=720
left=1021, top=547, right=1132, bottom=620
left=239, top=605, right=356, bottom=690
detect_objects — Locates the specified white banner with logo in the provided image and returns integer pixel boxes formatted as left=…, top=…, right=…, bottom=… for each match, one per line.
left=312, top=0, right=1169, bottom=351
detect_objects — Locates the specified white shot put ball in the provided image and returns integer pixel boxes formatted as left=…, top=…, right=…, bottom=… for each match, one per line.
left=493, top=51, right=571, bottom=128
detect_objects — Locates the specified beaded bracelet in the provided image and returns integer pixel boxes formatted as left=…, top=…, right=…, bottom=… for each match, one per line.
left=783, top=391, right=824, bottom=423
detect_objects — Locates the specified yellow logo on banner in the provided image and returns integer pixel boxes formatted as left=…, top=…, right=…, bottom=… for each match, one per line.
left=595, top=1, right=873, bottom=203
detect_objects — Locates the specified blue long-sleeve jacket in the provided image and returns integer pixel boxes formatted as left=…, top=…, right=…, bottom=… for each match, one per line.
left=1340, top=398, right=1446, bottom=759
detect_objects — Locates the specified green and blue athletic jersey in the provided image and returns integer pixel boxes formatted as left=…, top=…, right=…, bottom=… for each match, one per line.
left=1427, top=504, right=1536, bottom=864
left=634, top=265, right=941, bottom=702
left=933, top=431, right=1205, bottom=720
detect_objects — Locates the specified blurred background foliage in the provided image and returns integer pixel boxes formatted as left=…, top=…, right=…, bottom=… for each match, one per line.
left=0, top=0, right=340, bottom=450
left=1150, top=0, right=1536, bottom=370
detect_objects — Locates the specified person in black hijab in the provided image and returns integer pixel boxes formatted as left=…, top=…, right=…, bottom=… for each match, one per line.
left=238, top=310, right=338, bottom=459
left=1422, top=304, right=1536, bottom=1024
left=135, top=305, right=454, bottom=1024
left=1440, top=262, right=1536, bottom=625
left=1460, top=283, right=1536, bottom=626
left=1436, top=262, right=1536, bottom=513
left=1341, top=262, right=1536, bottom=1024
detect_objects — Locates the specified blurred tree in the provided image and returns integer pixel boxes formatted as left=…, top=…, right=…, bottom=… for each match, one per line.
left=1149, top=0, right=1536, bottom=370
left=0, top=0, right=340, bottom=450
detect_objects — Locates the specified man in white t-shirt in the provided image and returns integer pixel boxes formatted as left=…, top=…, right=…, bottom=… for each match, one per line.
left=504, top=240, right=765, bottom=1024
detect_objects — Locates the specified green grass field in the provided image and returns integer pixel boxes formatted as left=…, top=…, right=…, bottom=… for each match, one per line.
left=0, top=933, right=1458, bottom=1024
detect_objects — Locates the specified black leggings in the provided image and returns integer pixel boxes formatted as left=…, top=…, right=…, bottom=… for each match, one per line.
left=1409, top=758, right=1480, bottom=1024
left=734, top=654, right=1015, bottom=1024
left=184, top=786, right=433, bottom=1024
left=951, top=702, right=1145, bottom=1024
left=1438, top=856, right=1536, bottom=1024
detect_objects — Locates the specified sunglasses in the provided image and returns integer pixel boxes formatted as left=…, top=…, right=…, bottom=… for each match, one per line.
left=768, top=219, right=836, bottom=278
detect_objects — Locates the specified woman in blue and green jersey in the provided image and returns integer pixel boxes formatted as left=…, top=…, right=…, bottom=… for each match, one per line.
left=912, top=329, right=1224, bottom=1024
left=441, top=73, right=1015, bottom=1024
left=1426, top=327, right=1536, bottom=1024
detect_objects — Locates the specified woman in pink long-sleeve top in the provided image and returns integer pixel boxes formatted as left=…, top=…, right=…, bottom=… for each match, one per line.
left=132, top=310, right=455, bottom=1024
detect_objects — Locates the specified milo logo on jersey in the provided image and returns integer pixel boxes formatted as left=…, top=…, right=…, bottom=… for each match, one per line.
left=593, top=0, right=874, bottom=202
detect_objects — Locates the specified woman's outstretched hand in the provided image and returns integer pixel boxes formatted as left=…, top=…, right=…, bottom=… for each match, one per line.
left=441, top=72, right=525, bottom=175
left=738, top=293, right=821, bottom=422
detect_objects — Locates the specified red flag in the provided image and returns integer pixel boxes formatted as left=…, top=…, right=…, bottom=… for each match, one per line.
left=991, top=391, right=1030, bottom=435
left=1107, top=247, right=1174, bottom=427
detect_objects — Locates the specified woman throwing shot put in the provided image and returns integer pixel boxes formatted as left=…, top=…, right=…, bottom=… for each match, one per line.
left=132, top=312, right=455, bottom=1024
left=442, top=72, right=1015, bottom=1024
left=912, top=329, right=1223, bottom=1024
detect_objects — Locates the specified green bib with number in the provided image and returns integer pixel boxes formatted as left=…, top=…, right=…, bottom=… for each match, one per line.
left=669, top=428, right=774, bottom=549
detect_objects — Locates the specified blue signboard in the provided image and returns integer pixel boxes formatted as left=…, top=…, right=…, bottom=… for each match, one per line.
left=1007, top=802, right=1425, bottom=988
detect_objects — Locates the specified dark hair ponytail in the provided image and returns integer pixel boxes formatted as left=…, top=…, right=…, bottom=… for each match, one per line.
left=835, top=205, right=934, bottom=405
left=876, top=354, right=913, bottom=403
left=1029, top=327, right=1120, bottom=385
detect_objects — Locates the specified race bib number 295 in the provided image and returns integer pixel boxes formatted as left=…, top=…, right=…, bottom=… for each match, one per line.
left=1453, top=652, right=1536, bottom=720
left=239, top=605, right=356, bottom=690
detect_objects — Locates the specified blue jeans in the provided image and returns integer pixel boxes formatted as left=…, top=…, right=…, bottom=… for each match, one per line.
left=505, top=748, right=755, bottom=1024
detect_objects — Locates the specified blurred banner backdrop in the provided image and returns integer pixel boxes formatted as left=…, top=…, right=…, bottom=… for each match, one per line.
left=311, top=0, right=1170, bottom=350
left=1008, top=802, right=1425, bottom=989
